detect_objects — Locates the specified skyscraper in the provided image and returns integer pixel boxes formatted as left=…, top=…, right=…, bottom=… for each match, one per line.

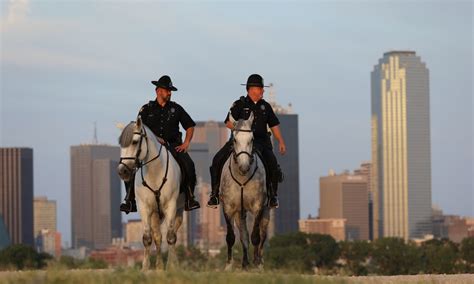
left=33, top=196, right=57, bottom=237
left=0, top=148, right=34, bottom=246
left=70, top=145, right=122, bottom=249
left=187, top=122, right=229, bottom=247
left=354, top=162, right=374, bottom=240
left=269, top=89, right=300, bottom=235
left=371, top=51, right=432, bottom=239
left=319, top=171, right=369, bottom=240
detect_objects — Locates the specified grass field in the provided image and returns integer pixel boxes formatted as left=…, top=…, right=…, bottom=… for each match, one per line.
left=0, top=269, right=473, bottom=284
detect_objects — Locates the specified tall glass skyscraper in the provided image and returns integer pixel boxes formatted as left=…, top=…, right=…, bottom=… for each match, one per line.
left=371, top=51, right=432, bottom=240
left=0, top=148, right=34, bottom=246
left=70, top=145, right=122, bottom=249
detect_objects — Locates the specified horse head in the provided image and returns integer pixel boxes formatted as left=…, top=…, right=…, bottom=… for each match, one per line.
left=117, top=116, right=148, bottom=181
left=229, top=112, right=255, bottom=175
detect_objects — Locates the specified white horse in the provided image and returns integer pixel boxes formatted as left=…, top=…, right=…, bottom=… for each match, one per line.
left=117, top=117, right=184, bottom=270
left=220, top=113, right=270, bottom=270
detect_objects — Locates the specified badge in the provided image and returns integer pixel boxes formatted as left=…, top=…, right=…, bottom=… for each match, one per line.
left=170, top=107, right=176, bottom=113
left=260, top=104, right=266, bottom=111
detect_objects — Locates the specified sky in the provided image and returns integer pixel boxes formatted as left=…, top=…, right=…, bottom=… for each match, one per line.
left=1, top=0, right=472, bottom=247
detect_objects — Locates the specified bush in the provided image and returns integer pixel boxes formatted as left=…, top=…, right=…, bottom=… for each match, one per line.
left=339, top=240, right=372, bottom=275
left=420, top=239, right=459, bottom=274
left=266, top=232, right=339, bottom=273
left=0, top=244, right=52, bottom=270
left=371, top=237, right=422, bottom=275
left=460, top=237, right=474, bottom=272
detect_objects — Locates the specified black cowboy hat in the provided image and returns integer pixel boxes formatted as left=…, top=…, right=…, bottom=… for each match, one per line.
left=241, top=74, right=270, bottom=88
left=151, top=75, right=178, bottom=91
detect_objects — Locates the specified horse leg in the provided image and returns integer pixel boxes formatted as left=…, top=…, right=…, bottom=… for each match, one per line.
left=257, top=208, right=271, bottom=270
left=164, top=203, right=178, bottom=271
left=235, top=211, right=250, bottom=270
left=168, top=207, right=184, bottom=270
left=140, top=206, right=153, bottom=271
left=150, top=211, right=163, bottom=270
left=223, top=211, right=235, bottom=271
left=251, top=209, right=264, bottom=266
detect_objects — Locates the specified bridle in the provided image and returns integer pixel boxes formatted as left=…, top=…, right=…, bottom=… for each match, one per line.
left=231, top=127, right=255, bottom=165
left=119, top=126, right=168, bottom=218
left=230, top=126, right=260, bottom=220
left=119, top=128, right=150, bottom=173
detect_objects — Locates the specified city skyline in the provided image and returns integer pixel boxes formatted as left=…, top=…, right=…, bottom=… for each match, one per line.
left=1, top=1, right=472, bottom=246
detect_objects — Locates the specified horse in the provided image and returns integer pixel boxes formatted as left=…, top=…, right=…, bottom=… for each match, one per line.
left=220, top=112, right=271, bottom=270
left=117, top=117, right=184, bottom=271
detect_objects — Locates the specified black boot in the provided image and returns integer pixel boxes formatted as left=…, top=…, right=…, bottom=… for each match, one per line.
left=207, top=166, right=220, bottom=208
left=120, top=178, right=137, bottom=214
left=268, top=181, right=279, bottom=209
left=185, top=185, right=200, bottom=211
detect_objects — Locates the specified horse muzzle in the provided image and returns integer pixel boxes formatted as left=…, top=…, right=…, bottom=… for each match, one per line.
left=117, top=163, right=133, bottom=181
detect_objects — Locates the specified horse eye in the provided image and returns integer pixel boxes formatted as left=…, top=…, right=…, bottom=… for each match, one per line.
left=132, top=140, right=138, bottom=145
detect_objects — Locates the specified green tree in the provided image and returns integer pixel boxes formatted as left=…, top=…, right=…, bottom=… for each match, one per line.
left=460, top=237, right=474, bottom=272
left=340, top=240, right=372, bottom=275
left=0, top=244, right=52, bottom=270
left=371, top=237, right=421, bottom=275
left=420, top=239, right=459, bottom=274
left=266, top=232, right=340, bottom=273
left=306, top=233, right=340, bottom=269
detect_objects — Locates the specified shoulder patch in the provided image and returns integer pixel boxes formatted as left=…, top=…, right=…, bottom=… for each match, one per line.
left=139, top=103, right=149, bottom=113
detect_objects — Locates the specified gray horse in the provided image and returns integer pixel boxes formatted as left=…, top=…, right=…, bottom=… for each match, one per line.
left=117, top=118, right=184, bottom=271
left=220, top=112, right=271, bottom=270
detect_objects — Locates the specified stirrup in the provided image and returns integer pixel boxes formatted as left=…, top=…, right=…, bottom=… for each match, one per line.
left=185, top=199, right=201, bottom=211
left=120, top=200, right=137, bottom=214
left=268, top=196, right=279, bottom=209
left=207, top=195, right=219, bottom=208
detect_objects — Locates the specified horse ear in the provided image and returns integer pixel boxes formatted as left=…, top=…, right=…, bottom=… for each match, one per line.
left=136, top=116, right=142, bottom=128
left=247, top=111, right=254, bottom=123
left=228, top=112, right=236, bottom=125
left=116, top=122, right=125, bottom=130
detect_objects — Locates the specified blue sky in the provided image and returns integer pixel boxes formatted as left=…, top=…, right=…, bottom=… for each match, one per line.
left=1, top=0, right=472, bottom=246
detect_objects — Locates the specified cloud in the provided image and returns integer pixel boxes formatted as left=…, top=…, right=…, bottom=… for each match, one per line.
left=2, top=0, right=29, bottom=28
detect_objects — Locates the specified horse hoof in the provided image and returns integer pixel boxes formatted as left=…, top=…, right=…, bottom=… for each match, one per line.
left=224, top=262, right=233, bottom=271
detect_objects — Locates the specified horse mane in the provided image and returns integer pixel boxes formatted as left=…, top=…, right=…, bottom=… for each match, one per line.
left=118, top=122, right=136, bottom=147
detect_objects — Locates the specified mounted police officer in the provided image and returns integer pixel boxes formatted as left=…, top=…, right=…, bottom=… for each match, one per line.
left=120, top=75, right=201, bottom=213
left=207, top=74, right=286, bottom=209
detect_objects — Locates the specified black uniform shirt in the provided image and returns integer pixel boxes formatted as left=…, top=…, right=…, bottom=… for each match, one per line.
left=225, top=95, right=280, bottom=145
left=139, top=100, right=196, bottom=144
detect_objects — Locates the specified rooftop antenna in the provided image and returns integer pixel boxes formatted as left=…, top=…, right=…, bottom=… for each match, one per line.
left=268, top=83, right=276, bottom=105
left=93, top=121, right=98, bottom=144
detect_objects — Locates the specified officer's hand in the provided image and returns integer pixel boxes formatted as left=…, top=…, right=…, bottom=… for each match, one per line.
left=175, top=142, right=189, bottom=153
left=279, top=142, right=286, bottom=155
left=157, top=137, right=166, bottom=145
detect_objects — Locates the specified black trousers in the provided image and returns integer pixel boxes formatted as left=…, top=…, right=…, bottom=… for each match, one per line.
left=210, top=139, right=279, bottom=191
left=168, top=142, right=197, bottom=191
